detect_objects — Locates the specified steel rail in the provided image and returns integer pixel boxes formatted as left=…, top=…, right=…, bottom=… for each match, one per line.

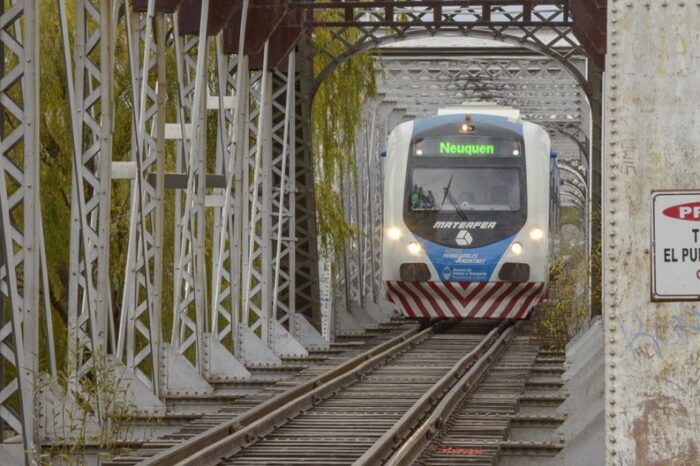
left=383, top=322, right=520, bottom=465
left=354, top=320, right=518, bottom=465
left=140, top=322, right=434, bottom=466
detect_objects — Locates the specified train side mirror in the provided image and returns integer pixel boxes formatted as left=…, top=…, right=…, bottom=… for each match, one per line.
left=380, top=149, right=387, bottom=158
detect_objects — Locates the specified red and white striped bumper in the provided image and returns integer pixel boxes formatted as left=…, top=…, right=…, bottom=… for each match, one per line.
left=384, top=281, right=546, bottom=319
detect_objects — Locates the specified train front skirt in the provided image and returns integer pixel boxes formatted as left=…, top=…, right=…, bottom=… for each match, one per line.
left=384, top=280, right=546, bottom=319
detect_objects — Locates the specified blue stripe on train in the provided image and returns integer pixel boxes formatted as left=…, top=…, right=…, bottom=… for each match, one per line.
left=415, top=235, right=516, bottom=282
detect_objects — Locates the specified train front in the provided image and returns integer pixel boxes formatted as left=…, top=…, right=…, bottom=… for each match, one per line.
left=382, top=112, right=550, bottom=319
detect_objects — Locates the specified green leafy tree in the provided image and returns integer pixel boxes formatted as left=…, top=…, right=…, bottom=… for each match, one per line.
left=311, top=12, right=377, bottom=256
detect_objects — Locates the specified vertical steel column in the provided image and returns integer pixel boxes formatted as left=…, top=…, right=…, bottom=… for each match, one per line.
left=211, top=43, right=237, bottom=348
left=605, top=3, right=700, bottom=462
left=171, top=3, right=209, bottom=370
left=66, top=0, right=114, bottom=407
left=0, top=0, right=42, bottom=458
left=361, top=111, right=378, bottom=305
left=341, top=167, right=360, bottom=313
left=212, top=1, right=248, bottom=355
left=242, top=45, right=273, bottom=344
left=271, top=59, right=296, bottom=328
left=231, top=58, right=249, bottom=355
left=117, top=1, right=164, bottom=394
left=294, top=35, right=321, bottom=325
left=368, top=108, right=387, bottom=306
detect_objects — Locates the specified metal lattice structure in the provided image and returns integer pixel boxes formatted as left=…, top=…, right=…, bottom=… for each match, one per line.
left=305, top=1, right=590, bottom=93
left=374, top=52, right=590, bottom=160
left=0, top=1, right=606, bottom=461
left=0, top=0, right=51, bottom=457
left=65, top=0, right=115, bottom=411
left=117, top=2, right=166, bottom=395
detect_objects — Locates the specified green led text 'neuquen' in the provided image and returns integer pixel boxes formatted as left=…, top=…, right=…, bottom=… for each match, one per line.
left=439, top=142, right=495, bottom=155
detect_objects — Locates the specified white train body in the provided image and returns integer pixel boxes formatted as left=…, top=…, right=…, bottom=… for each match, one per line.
left=382, top=107, right=557, bottom=319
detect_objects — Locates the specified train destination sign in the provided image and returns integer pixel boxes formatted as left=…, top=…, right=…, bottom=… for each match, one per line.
left=651, top=191, right=700, bottom=300
left=439, top=142, right=495, bottom=155
left=413, top=136, right=520, bottom=157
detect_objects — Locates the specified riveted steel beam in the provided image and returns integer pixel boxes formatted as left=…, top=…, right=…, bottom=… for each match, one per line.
left=0, top=0, right=46, bottom=460
left=65, top=0, right=115, bottom=419
left=117, top=0, right=166, bottom=396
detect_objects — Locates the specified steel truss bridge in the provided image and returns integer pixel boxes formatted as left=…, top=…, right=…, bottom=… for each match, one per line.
left=0, top=0, right=605, bottom=462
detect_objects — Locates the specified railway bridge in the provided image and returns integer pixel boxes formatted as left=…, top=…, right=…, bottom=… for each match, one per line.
left=0, top=0, right=696, bottom=464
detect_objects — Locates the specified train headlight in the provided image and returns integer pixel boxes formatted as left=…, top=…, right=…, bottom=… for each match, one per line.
left=407, top=242, right=423, bottom=255
left=529, top=227, right=544, bottom=241
left=510, top=242, right=523, bottom=256
left=387, top=227, right=402, bottom=240
left=459, top=123, right=475, bottom=133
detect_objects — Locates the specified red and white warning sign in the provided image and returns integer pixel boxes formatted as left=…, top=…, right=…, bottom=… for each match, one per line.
left=652, top=190, right=700, bottom=300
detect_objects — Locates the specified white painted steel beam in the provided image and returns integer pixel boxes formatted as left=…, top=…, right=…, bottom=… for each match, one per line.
left=65, top=0, right=115, bottom=420
left=0, top=0, right=48, bottom=460
left=171, top=7, right=209, bottom=373
left=117, top=1, right=164, bottom=396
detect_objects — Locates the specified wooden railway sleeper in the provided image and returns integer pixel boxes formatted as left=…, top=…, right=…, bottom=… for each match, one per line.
left=356, top=320, right=520, bottom=466
left=142, top=321, right=446, bottom=466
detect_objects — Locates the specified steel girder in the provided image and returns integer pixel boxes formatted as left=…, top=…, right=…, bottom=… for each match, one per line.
left=171, top=22, right=209, bottom=375
left=53, top=0, right=313, bottom=411
left=303, top=1, right=589, bottom=96
left=293, top=36, right=321, bottom=329
left=65, top=0, right=115, bottom=414
left=0, top=0, right=52, bottom=458
left=117, top=2, right=166, bottom=396
left=211, top=48, right=245, bottom=356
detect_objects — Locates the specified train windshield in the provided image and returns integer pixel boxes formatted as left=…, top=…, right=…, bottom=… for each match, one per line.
left=409, top=167, right=521, bottom=212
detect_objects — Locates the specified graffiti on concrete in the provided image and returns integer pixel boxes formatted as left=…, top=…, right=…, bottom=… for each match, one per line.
left=619, top=311, right=700, bottom=362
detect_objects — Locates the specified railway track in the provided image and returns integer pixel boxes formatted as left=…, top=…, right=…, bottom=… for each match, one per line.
left=377, top=335, right=566, bottom=465
left=111, top=319, right=567, bottom=466
left=105, top=322, right=413, bottom=465
left=131, top=319, right=511, bottom=465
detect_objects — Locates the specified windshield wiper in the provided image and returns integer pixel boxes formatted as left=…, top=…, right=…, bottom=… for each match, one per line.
left=441, top=175, right=468, bottom=221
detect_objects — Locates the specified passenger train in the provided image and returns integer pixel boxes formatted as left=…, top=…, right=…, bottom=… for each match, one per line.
left=382, top=104, right=559, bottom=319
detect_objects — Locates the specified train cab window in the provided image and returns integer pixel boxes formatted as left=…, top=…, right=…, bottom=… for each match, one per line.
left=409, top=168, right=521, bottom=212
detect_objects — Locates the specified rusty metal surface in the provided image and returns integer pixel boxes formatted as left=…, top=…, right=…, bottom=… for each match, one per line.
left=248, top=9, right=305, bottom=70
left=606, top=2, right=700, bottom=464
left=178, top=0, right=242, bottom=36
left=131, top=0, right=183, bottom=13
left=222, top=1, right=290, bottom=55
left=569, top=0, right=606, bottom=69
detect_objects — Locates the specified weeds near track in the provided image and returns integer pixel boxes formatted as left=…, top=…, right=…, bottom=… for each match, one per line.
left=31, top=351, right=141, bottom=465
left=530, top=240, right=598, bottom=349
